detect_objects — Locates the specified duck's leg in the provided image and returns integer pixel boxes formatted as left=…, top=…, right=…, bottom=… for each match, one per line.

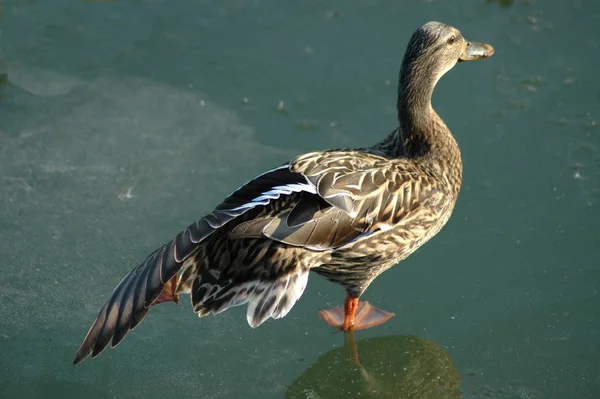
left=150, top=275, right=180, bottom=306
left=318, top=296, right=395, bottom=331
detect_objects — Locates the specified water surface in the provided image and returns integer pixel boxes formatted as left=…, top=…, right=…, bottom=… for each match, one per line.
left=1, top=1, right=599, bottom=398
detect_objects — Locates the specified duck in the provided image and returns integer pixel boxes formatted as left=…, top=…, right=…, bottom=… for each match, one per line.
left=74, top=21, right=494, bottom=364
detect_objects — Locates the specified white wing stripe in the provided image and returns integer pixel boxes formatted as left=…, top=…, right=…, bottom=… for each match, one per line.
left=229, top=182, right=316, bottom=212
left=225, top=164, right=289, bottom=197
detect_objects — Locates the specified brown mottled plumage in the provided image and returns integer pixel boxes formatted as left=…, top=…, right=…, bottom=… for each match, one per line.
left=74, top=21, right=494, bottom=364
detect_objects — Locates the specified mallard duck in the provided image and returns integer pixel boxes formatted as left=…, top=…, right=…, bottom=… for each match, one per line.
left=74, top=21, right=494, bottom=364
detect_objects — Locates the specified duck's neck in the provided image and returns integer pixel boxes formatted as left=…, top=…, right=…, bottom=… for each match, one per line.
left=397, top=58, right=443, bottom=156
left=377, top=58, right=462, bottom=195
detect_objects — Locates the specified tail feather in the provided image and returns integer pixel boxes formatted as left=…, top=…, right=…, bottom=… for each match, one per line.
left=191, top=267, right=310, bottom=328
left=247, top=280, right=284, bottom=327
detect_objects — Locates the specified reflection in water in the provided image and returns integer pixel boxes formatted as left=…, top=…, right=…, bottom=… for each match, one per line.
left=285, top=332, right=460, bottom=399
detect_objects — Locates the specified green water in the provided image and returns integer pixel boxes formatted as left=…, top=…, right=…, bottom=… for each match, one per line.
left=1, top=1, right=599, bottom=398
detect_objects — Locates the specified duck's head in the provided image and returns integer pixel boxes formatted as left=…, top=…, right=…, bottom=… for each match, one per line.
left=400, top=21, right=495, bottom=91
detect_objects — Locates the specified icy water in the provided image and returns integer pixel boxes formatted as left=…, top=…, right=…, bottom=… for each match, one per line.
left=1, top=1, right=599, bottom=398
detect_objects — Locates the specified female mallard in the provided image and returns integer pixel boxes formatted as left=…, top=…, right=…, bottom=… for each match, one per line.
left=74, top=21, right=494, bottom=364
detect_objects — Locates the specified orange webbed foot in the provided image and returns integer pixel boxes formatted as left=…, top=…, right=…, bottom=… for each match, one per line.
left=319, top=301, right=395, bottom=331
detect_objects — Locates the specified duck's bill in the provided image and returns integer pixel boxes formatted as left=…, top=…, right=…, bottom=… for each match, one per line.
left=459, top=42, right=495, bottom=62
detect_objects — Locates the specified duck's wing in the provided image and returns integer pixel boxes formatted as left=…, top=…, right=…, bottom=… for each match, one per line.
left=73, top=164, right=315, bottom=364
left=230, top=151, right=443, bottom=249
left=292, top=150, right=426, bottom=233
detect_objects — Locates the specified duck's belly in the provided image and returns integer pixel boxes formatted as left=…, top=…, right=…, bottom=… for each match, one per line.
left=314, top=199, right=456, bottom=297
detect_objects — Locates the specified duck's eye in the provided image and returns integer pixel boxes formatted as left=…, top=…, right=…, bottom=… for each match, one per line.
left=447, top=36, right=455, bottom=45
